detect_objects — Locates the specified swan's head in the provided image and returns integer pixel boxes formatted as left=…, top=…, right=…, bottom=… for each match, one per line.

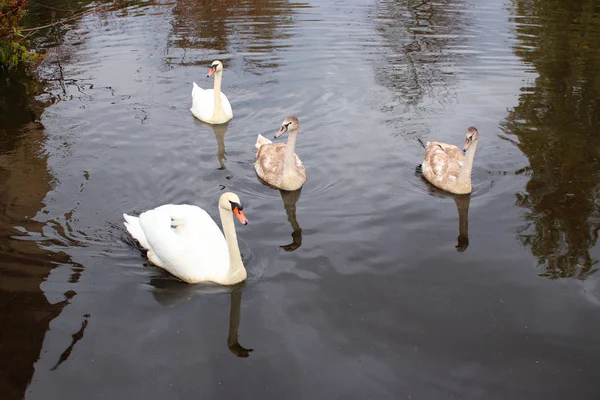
left=219, top=192, right=248, bottom=225
left=274, top=116, right=300, bottom=139
left=207, top=60, right=224, bottom=78
left=462, top=127, right=479, bottom=153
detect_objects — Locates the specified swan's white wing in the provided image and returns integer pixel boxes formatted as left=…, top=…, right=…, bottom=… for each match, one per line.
left=190, top=86, right=215, bottom=122
left=123, top=213, right=151, bottom=250
left=138, top=204, right=229, bottom=283
left=255, top=134, right=272, bottom=150
left=220, top=92, right=233, bottom=118
left=191, top=81, right=204, bottom=97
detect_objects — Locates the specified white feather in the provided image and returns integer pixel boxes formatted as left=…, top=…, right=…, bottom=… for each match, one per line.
left=255, top=134, right=272, bottom=149
left=123, top=213, right=151, bottom=250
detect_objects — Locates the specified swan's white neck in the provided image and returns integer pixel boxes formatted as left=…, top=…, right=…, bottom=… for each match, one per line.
left=457, top=140, right=478, bottom=188
left=283, top=130, right=299, bottom=179
left=219, top=207, right=246, bottom=284
left=212, top=70, right=226, bottom=122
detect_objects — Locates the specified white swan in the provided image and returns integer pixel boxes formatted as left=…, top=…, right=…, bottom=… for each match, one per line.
left=254, top=116, right=307, bottom=191
left=123, top=192, right=248, bottom=285
left=190, top=60, right=233, bottom=124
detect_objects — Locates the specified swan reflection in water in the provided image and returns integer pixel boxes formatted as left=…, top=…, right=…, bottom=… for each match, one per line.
left=210, top=123, right=228, bottom=170
left=419, top=175, right=471, bottom=252
left=279, top=188, right=303, bottom=252
left=149, top=278, right=253, bottom=357
left=255, top=176, right=303, bottom=252
left=192, top=118, right=229, bottom=170
left=453, top=194, right=470, bottom=252
left=431, top=190, right=470, bottom=252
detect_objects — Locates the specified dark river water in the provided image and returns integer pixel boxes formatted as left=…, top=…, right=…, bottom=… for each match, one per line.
left=2, top=0, right=600, bottom=398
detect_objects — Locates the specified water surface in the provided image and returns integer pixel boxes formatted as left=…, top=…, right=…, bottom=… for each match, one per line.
left=2, top=0, right=600, bottom=398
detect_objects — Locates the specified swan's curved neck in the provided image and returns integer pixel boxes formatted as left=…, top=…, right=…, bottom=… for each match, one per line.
left=283, top=130, right=299, bottom=178
left=212, top=70, right=225, bottom=121
left=458, top=140, right=478, bottom=185
left=219, top=207, right=246, bottom=283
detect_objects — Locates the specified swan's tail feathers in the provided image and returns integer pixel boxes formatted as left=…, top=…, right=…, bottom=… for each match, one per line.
left=255, top=134, right=272, bottom=149
left=123, top=213, right=151, bottom=250
left=192, top=82, right=203, bottom=97
left=417, top=137, right=427, bottom=149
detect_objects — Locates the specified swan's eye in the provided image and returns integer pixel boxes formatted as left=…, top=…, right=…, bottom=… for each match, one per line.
left=229, top=200, right=243, bottom=210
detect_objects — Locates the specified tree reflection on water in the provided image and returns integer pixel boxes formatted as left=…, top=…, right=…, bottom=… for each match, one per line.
left=169, top=0, right=310, bottom=72
left=0, top=70, right=87, bottom=399
left=503, top=0, right=600, bottom=279
left=371, top=0, right=470, bottom=138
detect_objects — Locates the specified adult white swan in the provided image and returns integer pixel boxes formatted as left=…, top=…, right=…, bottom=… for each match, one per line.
left=123, top=192, right=248, bottom=285
left=254, top=116, right=307, bottom=191
left=190, top=60, right=233, bottom=124
left=421, top=127, right=480, bottom=194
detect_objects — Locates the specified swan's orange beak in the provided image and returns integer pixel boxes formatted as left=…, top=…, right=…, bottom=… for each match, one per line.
left=233, top=207, right=248, bottom=225
left=274, top=124, right=288, bottom=139
left=207, top=66, right=217, bottom=77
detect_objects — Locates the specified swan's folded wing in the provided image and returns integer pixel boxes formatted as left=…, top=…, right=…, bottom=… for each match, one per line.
left=138, top=204, right=229, bottom=281
left=192, top=82, right=204, bottom=97
left=255, top=134, right=272, bottom=150
left=255, top=143, right=285, bottom=178
left=138, top=205, right=185, bottom=250
left=150, top=204, right=195, bottom=222
left=423, top=141, right=463, bottom=183
left=123, top=213, right=151, bottom=250
left=439, top=142, right=463, bottom=161
left=190, top=88, right=215, bottom=121
left=220, top=92, right=233, bottom=118
left=294, top=154, right=306, bottom=179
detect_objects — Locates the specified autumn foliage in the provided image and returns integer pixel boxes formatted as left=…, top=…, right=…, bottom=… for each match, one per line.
left=0, top=0, right=40, bottom=70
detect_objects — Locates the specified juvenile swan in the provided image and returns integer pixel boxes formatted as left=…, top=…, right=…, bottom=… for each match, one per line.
left=123, top=192, right=248, bottom=285
left=421, top=127, right=479, bottom=194
left=190, top=60, right=233, bottom=124
left=254, top=116, right=307, bottom=191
